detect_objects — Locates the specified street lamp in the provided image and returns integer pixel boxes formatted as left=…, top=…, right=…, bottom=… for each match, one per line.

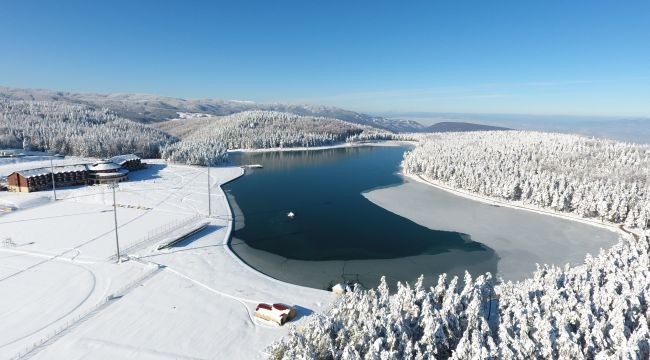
left=50, top=158, right=57, bottom=201
left=207, top=165, right=211, bottom=217
left=107, top=183, right=121, bottom=263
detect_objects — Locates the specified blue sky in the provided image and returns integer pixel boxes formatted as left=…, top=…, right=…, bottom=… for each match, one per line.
left=1, top=0, right=648, bottom=116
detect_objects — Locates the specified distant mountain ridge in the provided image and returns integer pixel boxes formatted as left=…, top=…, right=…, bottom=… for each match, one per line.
left=426, top=122, right=511, bottom=132
left=0, top=86, right=426, bottom=133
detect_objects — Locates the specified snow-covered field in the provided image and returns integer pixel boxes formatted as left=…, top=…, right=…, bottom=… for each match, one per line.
left=0, top=158, right=333, bottom=359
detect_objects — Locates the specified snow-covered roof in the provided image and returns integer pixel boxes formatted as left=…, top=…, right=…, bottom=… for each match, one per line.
left=16, top=164, right=90, bottom=178
left=91, top=169, right=128, bottom=177
left=109, top=154, right=140, bottom=166
left=90, top=161, right=122, bottom=172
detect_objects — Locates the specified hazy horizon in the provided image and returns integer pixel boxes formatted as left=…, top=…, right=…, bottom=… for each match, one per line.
left=3, top=84, right=649, bottom=122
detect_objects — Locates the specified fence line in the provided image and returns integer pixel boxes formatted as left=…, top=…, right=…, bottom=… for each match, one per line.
left=10, top=263, right=162, bottom=360
left=107, top=214, right=204, bottom=261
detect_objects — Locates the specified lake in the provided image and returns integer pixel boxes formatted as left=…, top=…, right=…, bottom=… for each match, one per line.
left=225, top=145, right=498, bottom=290
left=225, top=144, right=619, bottom=290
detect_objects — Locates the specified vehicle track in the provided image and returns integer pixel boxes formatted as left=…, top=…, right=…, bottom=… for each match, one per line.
left=0, top=258, right=96, bottom=348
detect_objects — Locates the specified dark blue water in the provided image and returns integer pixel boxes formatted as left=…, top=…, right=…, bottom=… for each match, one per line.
left=225, top=146, right=497, bottom=289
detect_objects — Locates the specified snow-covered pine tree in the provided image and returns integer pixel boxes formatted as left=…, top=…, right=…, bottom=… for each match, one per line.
left=269, top=232, right=650, bottom=359
left=402, top=131, right=650, bottom=229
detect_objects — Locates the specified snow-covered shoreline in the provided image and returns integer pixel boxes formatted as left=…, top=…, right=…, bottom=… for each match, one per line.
left=218, top=167, right=332, bottom=291
left=406, top=172, right=630, bottom=238
left=364, top=172, right=622, bottom=281
left=401, top=131, right=649, bottom=232
left=227, top=140, right=413, bottom=154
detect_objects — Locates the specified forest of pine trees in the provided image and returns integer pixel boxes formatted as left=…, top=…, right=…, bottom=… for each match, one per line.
left=402, top=131, right=650, bottom=229
left=0, top=99, right=175, bottom=158
left=159, top=111, right=380, bottom=165
left=0, top=101, right=399, bottom=165
left=269, top=232, right=650, bottom=359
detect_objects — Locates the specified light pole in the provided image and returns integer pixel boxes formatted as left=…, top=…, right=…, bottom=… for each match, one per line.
left=207, top=165, right=211, bottom=217
left=50, top=158, right=57, bottom=201
left=108, top=183, right=121, bottom=263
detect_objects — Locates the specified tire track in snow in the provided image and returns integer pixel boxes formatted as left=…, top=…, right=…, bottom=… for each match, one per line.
left=0, top=260, right=96, bottom=348
left=160, top=265, right=280, bottom=329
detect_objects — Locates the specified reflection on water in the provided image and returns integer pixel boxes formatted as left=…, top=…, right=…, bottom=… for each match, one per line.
left=225, top=146, right=498, bottom=289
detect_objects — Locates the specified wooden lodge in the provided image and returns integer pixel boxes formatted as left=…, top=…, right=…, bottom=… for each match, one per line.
left=7, top=164, right=89, bottom=193
left=87, top=161, right=129, bottom=185
left=6, top=154, right=142, bottom=193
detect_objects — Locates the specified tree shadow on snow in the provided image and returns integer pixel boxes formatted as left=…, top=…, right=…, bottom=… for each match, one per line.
left=289, top=305, right=314, bottom=322
left=127, top=163, right=166, bottom=182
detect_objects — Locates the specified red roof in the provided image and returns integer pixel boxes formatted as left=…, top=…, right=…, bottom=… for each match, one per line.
left=273, top=303, right=289, bottom=311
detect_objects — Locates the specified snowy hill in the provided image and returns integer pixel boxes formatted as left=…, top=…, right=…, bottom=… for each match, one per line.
left=0, top=99, right=175, bottom=158
left=0, top=86, right=426, bottom=133
left=0, top=95, right=398, bottom=163
left=159, top=111, right=373, bottom=165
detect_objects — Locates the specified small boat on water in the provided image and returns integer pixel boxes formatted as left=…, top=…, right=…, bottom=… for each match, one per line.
left=287, top=211, right=295, bottom=218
